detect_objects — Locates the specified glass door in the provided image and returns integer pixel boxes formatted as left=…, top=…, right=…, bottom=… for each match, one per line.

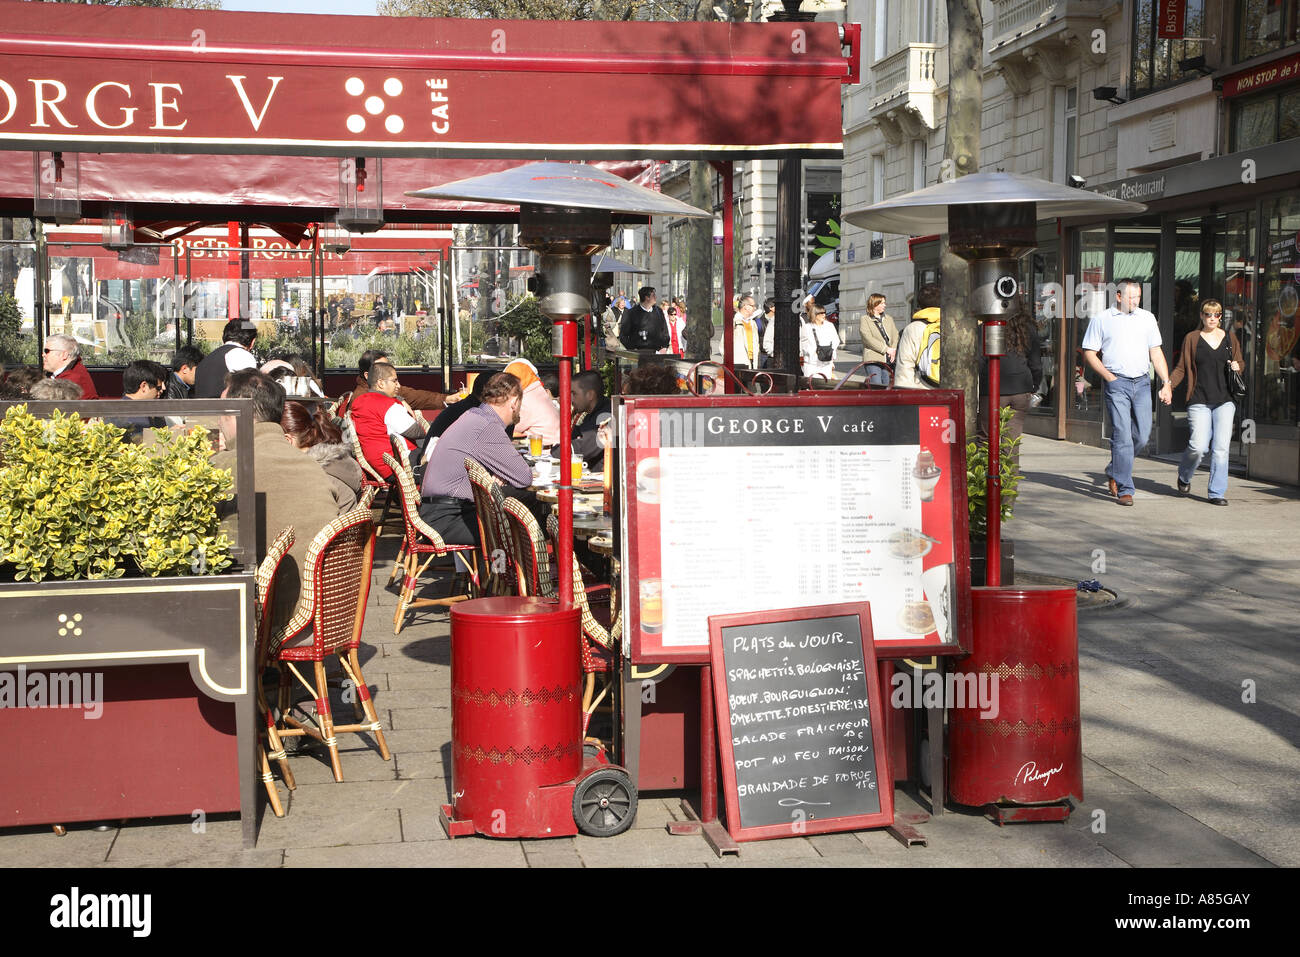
left=1108, top=221, right=1161, bottom=443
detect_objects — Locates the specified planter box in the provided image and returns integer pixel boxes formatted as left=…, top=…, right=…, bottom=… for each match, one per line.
left=969, top=538, right=1014, bottom=587
left=0, top=573, right=258, bottom=847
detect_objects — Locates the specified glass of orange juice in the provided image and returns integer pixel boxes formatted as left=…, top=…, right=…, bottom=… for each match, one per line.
left=571, top=455, right=584, bottom=483
left=640, top=579, right=663, bottom=634
left=528, top=430, right=543, bottom=457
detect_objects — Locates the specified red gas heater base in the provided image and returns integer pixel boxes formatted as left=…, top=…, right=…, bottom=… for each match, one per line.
left=988, top=802, right=1074, bottom=825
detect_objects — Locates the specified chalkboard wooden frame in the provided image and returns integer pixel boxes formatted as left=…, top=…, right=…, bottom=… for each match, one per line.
left=619, top=391, right=972, bottom=664
left=709, top=602, right=894, bottom=842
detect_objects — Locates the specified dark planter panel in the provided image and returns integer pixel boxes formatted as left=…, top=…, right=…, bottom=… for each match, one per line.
left=0, top=663, right=238, bottom=827
left=970, top=538, right=1015, bottom=588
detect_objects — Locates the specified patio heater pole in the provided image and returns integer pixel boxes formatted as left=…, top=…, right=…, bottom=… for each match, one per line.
left=984, top=320, right=1005, bottom=586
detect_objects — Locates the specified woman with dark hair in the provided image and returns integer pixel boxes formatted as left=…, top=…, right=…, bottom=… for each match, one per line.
left=978, top=309, right=1042, bottom=452
left=4, top=366, right=43, bottom=396
left=1169, top=299, right=1243, bottom=505
left=281, top=400, right=362, bottom=509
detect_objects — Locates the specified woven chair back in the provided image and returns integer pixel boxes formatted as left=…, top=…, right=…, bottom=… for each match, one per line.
left=255, top=527, right=295, bottom=665
left=303, top=505, right=376, bottom=655
left=500, top=496, right=555, bottom=599
left=464, top=457, right=516, bottom=594
left=347, top=413, right=387, bottom=484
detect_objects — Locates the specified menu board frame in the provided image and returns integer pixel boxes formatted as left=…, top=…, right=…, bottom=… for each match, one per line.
left=708, top=602, right=893, bottom=841
left=618, top=391, right=972, bottom=664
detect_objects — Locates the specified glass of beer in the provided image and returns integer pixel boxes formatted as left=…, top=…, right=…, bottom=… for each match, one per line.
left=528, top=430, right=544, bottom=457
left=571, top=455, right=584, bottom=484
left=640, top=579, right=663, bottom=634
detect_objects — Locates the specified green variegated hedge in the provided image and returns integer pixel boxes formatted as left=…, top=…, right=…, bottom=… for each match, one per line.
left=0, top=406, right=233, bottom=582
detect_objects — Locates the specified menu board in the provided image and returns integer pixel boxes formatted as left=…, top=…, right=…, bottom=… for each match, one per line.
left=620, top=393, right=971, bottom=663
left=709, top=603, right=892, bottom=841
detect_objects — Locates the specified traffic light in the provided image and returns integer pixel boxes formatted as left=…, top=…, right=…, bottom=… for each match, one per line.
left=800, top=220, right=817, bottom=260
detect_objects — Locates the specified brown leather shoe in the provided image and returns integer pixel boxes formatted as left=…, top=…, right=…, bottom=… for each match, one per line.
left=1118, top=494, right=1134, bottom=506
left=1107, top=477, right=1118, bottom=498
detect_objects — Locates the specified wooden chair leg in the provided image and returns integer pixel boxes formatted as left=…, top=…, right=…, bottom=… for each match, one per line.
left=260, top=745, right=285, bottom=817
left=393, top=551, right=416, bottom=633
left=259, top=680, right=296, bottom=791
left=387, top=540, right=407, bottom=586
left=314, top=660, right=344, bottom=783
left=345, top=649, right=391, bottom=762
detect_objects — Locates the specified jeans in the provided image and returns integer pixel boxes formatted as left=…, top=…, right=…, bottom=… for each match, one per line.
left=864, top=363, right=891, bottom=386
left=1178, top=401, right=1234, bottom=498
left=1102, top=375, right=1153, bottom=497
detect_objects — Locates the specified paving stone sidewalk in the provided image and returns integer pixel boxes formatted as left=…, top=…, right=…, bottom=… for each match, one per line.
left=6, top=435, right=1297, bottom=867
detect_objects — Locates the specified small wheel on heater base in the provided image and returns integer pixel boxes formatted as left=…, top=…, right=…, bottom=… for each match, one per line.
left=572, top=768, right=637, bottom=837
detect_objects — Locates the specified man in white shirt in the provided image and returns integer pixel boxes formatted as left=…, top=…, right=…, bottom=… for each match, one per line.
left=1081, top=279, right=1173, bottom=506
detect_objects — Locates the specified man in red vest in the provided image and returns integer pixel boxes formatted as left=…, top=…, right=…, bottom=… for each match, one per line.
left=349, top=361, right=427, bottom=479
left=42, top=334, right=98, bottom=399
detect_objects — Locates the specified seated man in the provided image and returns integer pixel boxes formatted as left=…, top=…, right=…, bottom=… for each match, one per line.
left=115, top=360, right=166, bottom=434
left=419, top=371, right=532, bottom=547
left=343, top=349, right=446, bottom=414
left=212, top=370, right=350, bottom=632
left=570, top=369, right=612, bottom=469
left=193, top=319, right=258, bottom=398
left=349, top=361, right=427, bottom=479
left=42, top=334, right=99, bottom=399
left=166, top=346, right=203, bottom=400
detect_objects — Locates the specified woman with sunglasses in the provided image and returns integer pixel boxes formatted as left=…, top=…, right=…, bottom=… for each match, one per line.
left=1168, top=299, right=1244, bottom=505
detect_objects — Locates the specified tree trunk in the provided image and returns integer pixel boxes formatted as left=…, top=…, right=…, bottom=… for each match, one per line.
left=684, top=160, right=714, bottom=362
left=942, top=0, right=983, bottom=440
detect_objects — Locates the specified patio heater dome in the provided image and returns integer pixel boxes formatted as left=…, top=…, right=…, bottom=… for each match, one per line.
left=407, top=162, right=708, bottom=319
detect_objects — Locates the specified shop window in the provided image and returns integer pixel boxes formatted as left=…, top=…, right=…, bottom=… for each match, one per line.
left=1230, top=84, right=1300, bottom=150
left=1256, top=195, right=1300, bottom=427
left=1235, top=0, right=1300, bottom=62
left=1131, top=0, right=1208, bottom=98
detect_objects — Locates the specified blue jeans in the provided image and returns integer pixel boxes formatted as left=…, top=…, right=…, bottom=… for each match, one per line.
left=1103, top=375, right=1153, bottom=496
left=864, top=363, right=891, bottom=386
left=1178, top=401, right=1234, bottom=498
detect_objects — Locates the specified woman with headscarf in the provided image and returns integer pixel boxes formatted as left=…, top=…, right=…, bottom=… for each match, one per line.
left=504, top=358, right=561, bottom=448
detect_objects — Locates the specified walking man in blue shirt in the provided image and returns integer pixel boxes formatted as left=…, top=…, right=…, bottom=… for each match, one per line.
left=1081, top=280, right=1173, bottom=506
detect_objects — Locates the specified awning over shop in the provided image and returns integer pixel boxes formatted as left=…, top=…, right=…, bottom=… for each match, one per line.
left=0, top=154, right=659, bottom=223
left=0, top=2, right=850, bottom=160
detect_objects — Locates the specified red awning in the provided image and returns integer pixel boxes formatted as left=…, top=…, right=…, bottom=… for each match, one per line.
left=0, top=154, right=660, bottom=223
left=0, top=2, right=849, bottom=159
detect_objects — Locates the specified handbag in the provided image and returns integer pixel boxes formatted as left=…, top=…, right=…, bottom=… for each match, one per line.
left=873, top=317, right=895, bottom=367
left=1225, top=359, right=1246, bottom=400
left=812, top=325, right=834, bottom=362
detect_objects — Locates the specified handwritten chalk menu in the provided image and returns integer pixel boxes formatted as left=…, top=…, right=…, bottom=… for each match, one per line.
left=619, top=393, right=972, bottom=663
left=709, top=604, right=893, bottom=841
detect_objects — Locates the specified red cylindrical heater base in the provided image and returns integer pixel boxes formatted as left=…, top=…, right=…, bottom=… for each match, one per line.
left=948, top=586, right=1083, bottom=812
left=447, top=597, right=582, bottom=838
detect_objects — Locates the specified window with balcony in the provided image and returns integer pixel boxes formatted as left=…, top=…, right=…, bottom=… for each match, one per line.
left=874, top=0, right=889, bottom=61
left=1236, top=0, right=1300, bottom=62
left=1131, top=0, right=1208, bottom=97
left=918, top=0, right=936, bottom=44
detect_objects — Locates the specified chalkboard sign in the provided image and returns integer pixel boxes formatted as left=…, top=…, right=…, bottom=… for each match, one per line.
left=709, top=602, right=893, bottom=841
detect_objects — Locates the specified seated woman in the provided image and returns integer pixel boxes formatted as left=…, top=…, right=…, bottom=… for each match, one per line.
left=281, top=400, right=363, bottom=511
left=504, top=358, right=561, bottom=448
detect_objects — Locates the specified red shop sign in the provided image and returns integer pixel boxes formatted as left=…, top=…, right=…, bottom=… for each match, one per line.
left=1157, top=0, right=1185, bottom=40
left=1221, top=51, right=1300, bottom=97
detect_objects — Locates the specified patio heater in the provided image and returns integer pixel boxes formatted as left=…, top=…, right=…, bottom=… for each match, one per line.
left=844, top=171, right=1145, bottom=586
left=409, top=162, right=709, bottom=605
left=845, top=172, right=1145, bottom=821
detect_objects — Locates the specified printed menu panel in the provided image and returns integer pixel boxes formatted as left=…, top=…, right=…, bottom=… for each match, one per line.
left=621, top=395, right=970, bottom=663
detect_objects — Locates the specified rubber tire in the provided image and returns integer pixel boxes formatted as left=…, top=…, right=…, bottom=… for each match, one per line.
left=572, top=768, right=637, bottom=837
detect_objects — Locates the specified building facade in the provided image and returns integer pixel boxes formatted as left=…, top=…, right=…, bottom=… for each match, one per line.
left=841, top=0, right=1300, bottom=485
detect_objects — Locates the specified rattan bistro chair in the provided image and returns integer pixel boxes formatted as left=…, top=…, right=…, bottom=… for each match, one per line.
left=254, top=526, right=296, bottom=817
left=464, top=457, right=518, bottom=597
left=383, top=452, right=477, bottom=634
left=270, top=505, right=390, bottom=783
left=501, top=497, right=617, bottom=741
left=346, top=412, right=401, bottom=537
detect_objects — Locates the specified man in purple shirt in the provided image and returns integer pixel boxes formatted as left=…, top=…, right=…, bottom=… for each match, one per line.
left=419, top=371, right=531, bottom=546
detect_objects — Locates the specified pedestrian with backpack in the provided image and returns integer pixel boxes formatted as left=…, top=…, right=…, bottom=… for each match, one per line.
left=894, top=283, right=942, bottom=390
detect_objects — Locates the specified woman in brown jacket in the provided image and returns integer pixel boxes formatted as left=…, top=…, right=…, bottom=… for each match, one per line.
left=1169, top=299, right=1244, bottom=505
left=859, top=293, right=899, bottom=386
